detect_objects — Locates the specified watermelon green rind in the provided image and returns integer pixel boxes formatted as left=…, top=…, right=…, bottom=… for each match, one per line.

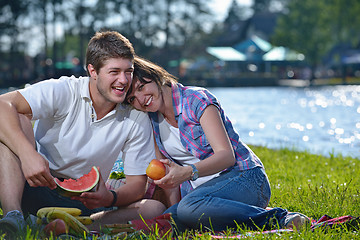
left=54, top=166, right=100, bottom=197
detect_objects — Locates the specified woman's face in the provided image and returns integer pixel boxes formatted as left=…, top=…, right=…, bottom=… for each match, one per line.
left=126, top=77, right=162, bottom=112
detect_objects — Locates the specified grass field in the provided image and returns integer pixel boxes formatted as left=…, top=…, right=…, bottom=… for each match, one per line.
left=1, top=145, right=359, bottom=239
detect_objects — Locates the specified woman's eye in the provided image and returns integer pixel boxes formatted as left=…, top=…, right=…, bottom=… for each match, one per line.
left=138, top=84, right=144, bottom=90
left=127, top=97, right=134, bottom=103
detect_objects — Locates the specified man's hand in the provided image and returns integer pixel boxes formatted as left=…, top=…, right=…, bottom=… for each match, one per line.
left=20, top=149, right=56, bottom=189
left=72, top=168, right=112, bottom=209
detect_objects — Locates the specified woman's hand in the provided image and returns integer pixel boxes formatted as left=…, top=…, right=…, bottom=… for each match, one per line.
left=154, top=159, right=192, bottom=189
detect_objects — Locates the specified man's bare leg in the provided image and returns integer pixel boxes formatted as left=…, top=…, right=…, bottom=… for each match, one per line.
left=0, top=114, right=35, bottom=215
left=89, top=199, right=166, bottom=231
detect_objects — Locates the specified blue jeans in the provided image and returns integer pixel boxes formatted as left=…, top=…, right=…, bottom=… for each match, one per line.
left=165, top=167, right=288, bottom=232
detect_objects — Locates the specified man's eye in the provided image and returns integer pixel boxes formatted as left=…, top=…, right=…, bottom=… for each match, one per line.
left=138, top=84, right=144, bottom=90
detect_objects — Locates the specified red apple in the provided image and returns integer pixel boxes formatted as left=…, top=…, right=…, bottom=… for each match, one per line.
left=43, top=219, right=68, bottom=236
left=146, top=159, right=166, bottom=180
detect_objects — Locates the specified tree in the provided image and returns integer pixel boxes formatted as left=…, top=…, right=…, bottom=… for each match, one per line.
left=0, top=0, right=220, bottom=87
left=0, top=0, right=29, bottom=86
left=252, top=0, right=271, bottom=13
left=271, top=0, right=330, bottom=81
left=272, top=0, right=360, bottom=82
left=107, top=0, right=214, bottom=67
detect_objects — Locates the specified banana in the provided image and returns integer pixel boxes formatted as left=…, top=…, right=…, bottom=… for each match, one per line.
left=75, top=216, right=93, bottom=225
left=37, top=207, right=82, bottom=219
left=46, top=209, right=89, bottom=235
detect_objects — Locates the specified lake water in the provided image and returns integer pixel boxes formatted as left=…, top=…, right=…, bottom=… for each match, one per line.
left=209, top=85, right=360, bottom=159
left=1, top=85, right=360, bottom=159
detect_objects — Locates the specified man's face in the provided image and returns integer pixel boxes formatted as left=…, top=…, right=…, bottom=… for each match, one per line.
left=89, top=58, right=134, bottom=105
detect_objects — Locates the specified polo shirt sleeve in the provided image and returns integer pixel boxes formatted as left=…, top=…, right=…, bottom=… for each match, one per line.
left=18, top=77, right=74, bottom=120
left=122, top=110, right=156, bottom=175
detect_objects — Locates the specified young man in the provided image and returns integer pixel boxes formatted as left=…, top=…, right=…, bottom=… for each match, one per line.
left=0, top=31, right=165, bottom=237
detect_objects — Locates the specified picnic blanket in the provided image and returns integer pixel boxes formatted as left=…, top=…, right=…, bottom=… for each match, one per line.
left=200, top=214, right=360, bottom=239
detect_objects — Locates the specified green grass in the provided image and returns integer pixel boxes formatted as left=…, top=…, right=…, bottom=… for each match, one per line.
left=1, top=145, right=359, bottom=239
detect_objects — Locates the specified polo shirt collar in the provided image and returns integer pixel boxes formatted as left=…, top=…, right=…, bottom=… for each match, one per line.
left=80, top=77, right=92, bottom=101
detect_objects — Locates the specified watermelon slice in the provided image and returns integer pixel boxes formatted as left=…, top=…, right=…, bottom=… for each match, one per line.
left=54, top=166, right=100, bottom=197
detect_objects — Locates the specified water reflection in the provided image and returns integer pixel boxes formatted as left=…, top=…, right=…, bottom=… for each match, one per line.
left=209, top=85, right=360, bottom=159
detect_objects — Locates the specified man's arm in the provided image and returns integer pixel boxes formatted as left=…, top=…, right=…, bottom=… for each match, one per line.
left=73, top=171, right=147, bottom=209
left=110, top=175, right=147, bottom=206
left=0, top=91, right=56, bottom=189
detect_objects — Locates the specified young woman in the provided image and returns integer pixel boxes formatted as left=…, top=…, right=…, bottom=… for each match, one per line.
left=126, top=56, right=310, bottom=232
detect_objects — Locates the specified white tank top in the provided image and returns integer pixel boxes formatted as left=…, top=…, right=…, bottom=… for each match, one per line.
left=158, top=113, right=219, bottom=188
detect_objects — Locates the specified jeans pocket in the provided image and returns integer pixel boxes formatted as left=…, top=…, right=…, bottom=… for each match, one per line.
left=240, top=167, right=271, bottom=208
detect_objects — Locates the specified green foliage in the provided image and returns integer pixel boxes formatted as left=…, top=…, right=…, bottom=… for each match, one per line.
left=272, top=0, right=360, bottom=68
left=272, top=0, right=329, bottom=67
left=1, top=146, right=359, bottom=239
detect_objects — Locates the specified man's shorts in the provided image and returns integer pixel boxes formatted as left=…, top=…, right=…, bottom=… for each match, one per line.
left=21, top=182, right=110, bottom=217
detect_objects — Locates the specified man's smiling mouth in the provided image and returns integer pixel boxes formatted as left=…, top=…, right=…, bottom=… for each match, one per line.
left=113, top=86, right=124, bottom=92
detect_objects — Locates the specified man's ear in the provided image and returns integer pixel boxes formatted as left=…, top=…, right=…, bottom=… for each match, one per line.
left=87, top=64, right=97, bottom=79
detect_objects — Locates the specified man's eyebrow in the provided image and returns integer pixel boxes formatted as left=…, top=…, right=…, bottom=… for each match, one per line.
left=108, top=67, right=134, bottom=71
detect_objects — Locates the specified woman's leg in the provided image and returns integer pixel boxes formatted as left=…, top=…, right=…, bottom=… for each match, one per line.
left=174, top=167, right=288, bottom=231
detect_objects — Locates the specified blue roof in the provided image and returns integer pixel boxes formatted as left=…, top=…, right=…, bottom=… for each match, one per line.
left=263, top=47, right=305, bottom=61
left=206, top=47, right=246, bottom=61
left=233, top=35, right=272, bottom=53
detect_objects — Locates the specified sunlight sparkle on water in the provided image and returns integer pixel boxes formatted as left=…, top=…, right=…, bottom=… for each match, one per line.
left=287, top=122, right=304, bottom=131
left=302, top=136, right=309, bottom=142
left=334, top=128, right=344, bottom=135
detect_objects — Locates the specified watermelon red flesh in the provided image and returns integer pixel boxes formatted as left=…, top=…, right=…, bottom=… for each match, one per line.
left=54, top=166, right=100, bottom=194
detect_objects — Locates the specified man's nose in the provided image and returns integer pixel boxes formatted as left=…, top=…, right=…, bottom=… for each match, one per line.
left=119, top=72, right=129, bottom=84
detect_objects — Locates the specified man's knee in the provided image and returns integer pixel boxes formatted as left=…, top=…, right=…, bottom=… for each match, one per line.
left=136, top=199, right=167, bottom=218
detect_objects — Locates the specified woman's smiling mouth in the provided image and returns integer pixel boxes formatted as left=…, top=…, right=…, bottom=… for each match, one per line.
left=145, top=96, right=153, bottom=106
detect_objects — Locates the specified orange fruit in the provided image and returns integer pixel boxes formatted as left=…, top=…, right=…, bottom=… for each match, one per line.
left=146, top=159, right=166, bottom=180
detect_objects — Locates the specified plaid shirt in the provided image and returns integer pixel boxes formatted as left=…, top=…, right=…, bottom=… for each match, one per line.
left=149, top=83, right=263, bottom=171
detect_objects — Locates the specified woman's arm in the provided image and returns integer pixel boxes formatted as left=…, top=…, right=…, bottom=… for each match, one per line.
left=192, top=104, right=236, bottom=177
left=155, top=104, right=236, bottom=188
left=154, top=137, right=181, bottom=206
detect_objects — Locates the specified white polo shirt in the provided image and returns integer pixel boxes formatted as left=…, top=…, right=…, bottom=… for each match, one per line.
left=19, top=76, right=155, bottom=179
